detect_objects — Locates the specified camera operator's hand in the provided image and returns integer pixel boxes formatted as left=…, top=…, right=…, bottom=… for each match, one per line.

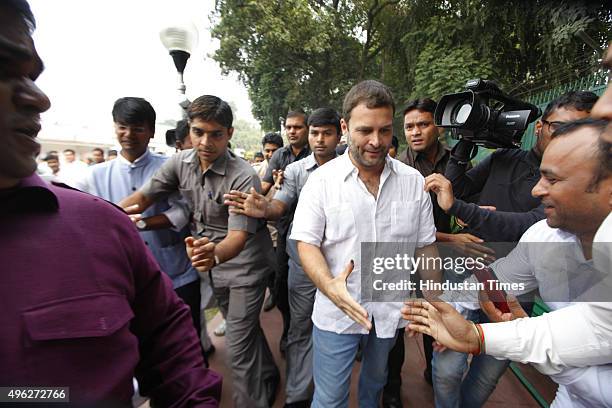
left=424, top=173, right=455, bottom=211
left=451, top=140, right=477, bottom=163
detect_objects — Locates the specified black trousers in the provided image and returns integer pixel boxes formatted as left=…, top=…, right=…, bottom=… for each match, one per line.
left=274, top=232, right=291, bottom=348
left=175, top=278, right=208, bottom=366
left=384, top=329, right=433, bottom=396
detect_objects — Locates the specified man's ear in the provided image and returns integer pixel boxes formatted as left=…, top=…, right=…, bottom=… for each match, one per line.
left=341, top=118, right=349, bottom=134
left=227, top=127, right=234, bottom=140
left=535, top=120, right=543, bottom=137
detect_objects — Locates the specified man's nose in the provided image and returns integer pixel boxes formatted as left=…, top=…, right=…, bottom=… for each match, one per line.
left=531, top=177, right=546, bottom=198
left=591, top=85, right=612, bottom=121
left=15, top=78, right=51, bottom=114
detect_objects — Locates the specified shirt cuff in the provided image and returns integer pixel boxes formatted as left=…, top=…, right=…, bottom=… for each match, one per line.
left=480, top=321, right=521, bottom=358
left=289, top=231, right=321, bottom=247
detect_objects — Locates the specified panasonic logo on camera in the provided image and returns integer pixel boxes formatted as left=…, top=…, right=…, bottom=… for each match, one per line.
left=505, top=114, right=520, bottom=118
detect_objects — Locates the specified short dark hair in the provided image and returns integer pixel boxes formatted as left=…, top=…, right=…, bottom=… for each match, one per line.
left=286, top=109, right=307, bottom=125
left=108, top=149, right=118, bottom=156
left=307, top=107, right=341, bottom=135
left=343, top=80, right=395, bottom=123
left=189, top=95, right=233, bottom=128
left=91, top=147, right=104, bottom=154
left=402, top=98, right=437, bottom=117
left=43, top=153, right=58, bottom=162
left=542, top=91, right=598, bottom=121
left=391, top=135, right=399, bottom=150
left=3, top=0, right=35, bottom=31
left=254, top=152, right=264, bottom=159
left=175, top=119, right=190, bottom=143
left=552, top=118, right=610, bottom=191
left=112, top=97, right=156, bottom=130
left=262, top=132, right=283, bottom=148
left=63, top=149, right=75, bottom=155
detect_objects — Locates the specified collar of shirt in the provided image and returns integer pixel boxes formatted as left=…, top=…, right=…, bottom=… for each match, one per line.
left=284, top=144, right=311, bottom=161
left=338, top=150, right=397, bottom=184
left=302, top=153, right=320, bottom=171
left=117, top=149, right=152, bottom=168
left=406, top=141, right=448, bottom=166
left=0, top=173, right=59, bottom=213
left=182, top=148, right=230, bottom=176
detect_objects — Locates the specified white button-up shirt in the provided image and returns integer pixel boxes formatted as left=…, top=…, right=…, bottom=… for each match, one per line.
left=291, top=153, right=436, bottom=338
left=450, top=219, right=612, bottom=408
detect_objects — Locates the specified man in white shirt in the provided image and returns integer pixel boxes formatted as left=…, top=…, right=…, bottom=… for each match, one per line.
left=406, top=117, right=612, bottom=407
left=291, top=80, right=440, bottom=407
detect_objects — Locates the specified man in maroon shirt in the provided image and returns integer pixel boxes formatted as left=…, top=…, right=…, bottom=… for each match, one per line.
left=0, top=1, right=221, bottom=406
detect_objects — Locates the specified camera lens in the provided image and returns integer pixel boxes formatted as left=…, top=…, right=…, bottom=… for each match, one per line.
left=455, top=103, right=472, bottom=124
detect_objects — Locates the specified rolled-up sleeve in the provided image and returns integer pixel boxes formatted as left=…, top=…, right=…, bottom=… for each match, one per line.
left=141, top=154, right=181, bottom=201
left=290, top=173, right=325, bottom=246
left=416, top=179, right=436, bottom=247
left=162, top=192, right=191, bottom=231
left=227, top=171, right=260, bottom=233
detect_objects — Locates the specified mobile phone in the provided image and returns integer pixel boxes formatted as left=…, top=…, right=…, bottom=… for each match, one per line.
left=472, top=265, right=511, bottom=313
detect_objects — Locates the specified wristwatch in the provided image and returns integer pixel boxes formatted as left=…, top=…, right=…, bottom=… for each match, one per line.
left=135, top=219, right=147, bottom=230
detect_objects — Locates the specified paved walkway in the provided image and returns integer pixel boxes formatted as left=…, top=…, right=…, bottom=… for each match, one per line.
left=206, top=307, right=558, bottom=407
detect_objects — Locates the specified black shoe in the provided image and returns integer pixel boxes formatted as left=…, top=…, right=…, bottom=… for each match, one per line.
left=267, top=375, right=280, bottom=407
left=284, top=400, right=310, bottom=408
left=382, top=393, right=403, bottom=408
left=423, top=367, right=433, bottom=386
left=263, top=293, right=276, bottom=312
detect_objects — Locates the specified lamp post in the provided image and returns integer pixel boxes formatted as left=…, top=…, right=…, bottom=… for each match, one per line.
left=160, top=21, right=199, bottom=118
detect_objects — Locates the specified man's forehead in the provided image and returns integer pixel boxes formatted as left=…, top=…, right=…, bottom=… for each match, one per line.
left=0, top=8, right=34, bottom=57
left=544, top=129, right=598, bottom=163
left=310, top=124, right=336, bottom=131
left=404, top=109, right=433, bottom=121
left=286, top=116, right=306, bottom=126
left=190, top=118, right=228, bottom=130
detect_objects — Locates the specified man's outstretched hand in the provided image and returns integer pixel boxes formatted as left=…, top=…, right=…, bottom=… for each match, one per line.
left=402, top=299, right=480, bottom=354
left=324, top=260, right=371, bottom=331
left=224, top=187, right=267, bottom=218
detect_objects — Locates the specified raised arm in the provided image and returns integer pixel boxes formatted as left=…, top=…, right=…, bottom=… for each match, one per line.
left=445, top=141, right=493, bottom=199
left=224, top=187, right=288, bottom=221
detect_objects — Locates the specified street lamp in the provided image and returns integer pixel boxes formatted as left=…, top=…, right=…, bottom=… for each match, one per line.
left=160, top=21, right=199, bottom=118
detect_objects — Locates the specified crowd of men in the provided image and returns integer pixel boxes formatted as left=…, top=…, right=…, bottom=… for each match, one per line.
left=2, top=0, right=611, bottom=407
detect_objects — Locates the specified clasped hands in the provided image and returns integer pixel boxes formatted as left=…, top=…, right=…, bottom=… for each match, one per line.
left=185, top=236, right=216, bottom=273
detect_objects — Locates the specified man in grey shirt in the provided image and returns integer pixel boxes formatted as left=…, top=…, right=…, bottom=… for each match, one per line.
left=120, top=95, right=279, bottom=408
left=225, top=107, right=341, bottom=407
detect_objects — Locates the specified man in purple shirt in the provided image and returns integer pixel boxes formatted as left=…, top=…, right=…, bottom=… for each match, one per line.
left=0, top=1, right=221, bottom=406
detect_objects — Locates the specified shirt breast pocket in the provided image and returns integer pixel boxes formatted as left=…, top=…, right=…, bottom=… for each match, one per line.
left=324, top=204, right=356, bottom=244
left=22, top=293, right=138, bottom=374
left=391, top=200, right=420, bottom=241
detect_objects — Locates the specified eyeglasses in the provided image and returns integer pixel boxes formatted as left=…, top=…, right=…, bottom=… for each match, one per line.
left=542, top=119, right=567, bottom=133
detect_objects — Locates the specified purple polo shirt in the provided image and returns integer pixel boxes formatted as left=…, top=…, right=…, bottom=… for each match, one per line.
left=0, top=174, right=221, bottom=406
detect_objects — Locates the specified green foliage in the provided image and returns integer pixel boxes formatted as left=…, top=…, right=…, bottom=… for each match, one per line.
left=210, top=0, right=611, bottom=128
left=231, top=119, right=263, bottom=152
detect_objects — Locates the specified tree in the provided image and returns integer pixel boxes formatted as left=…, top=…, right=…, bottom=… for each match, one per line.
left=210, top=0, right=611, bottom=128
